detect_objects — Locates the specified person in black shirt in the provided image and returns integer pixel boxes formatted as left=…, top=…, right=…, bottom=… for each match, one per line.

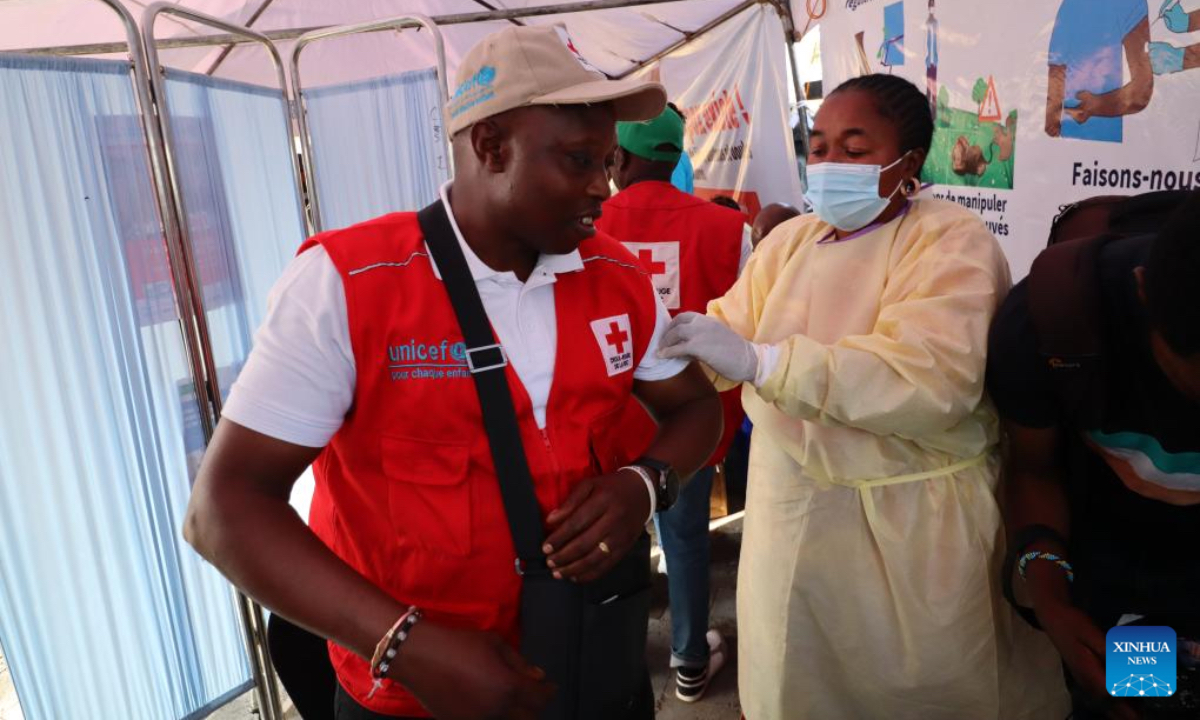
left=987, top=190, right=1200, bottom=719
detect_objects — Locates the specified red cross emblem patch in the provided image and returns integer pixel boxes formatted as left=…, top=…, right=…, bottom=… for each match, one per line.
left=589, top=314, right=634, bottom=377
left=623, top=241, right=681, bottom=310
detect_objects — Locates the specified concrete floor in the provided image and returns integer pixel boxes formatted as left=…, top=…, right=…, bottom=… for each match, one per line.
left=0, top=650, right=23, bottom=720
left=645, top=517, right=743, bottom=720
left=210, top=518, right=746, bottom=720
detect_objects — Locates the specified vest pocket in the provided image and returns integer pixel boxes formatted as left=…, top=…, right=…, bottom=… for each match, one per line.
left=381, top=435, right=472, bottom=557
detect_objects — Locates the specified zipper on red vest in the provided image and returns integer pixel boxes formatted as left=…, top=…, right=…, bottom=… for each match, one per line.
left=540, top=428, right=565, bottom=508
left=540, top=429, right=560, bottom=473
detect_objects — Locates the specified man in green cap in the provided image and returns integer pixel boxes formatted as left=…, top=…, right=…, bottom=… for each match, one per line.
left=596, top=106, right=751, bottom=703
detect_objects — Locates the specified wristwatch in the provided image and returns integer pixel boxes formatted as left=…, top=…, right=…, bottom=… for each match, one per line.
left=634, top=456, right=680, bottom=513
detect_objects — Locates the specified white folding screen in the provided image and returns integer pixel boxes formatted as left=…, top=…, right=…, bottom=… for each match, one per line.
left=0, top=54, right=253, bottom=720
left=161, top=69, right=308, bottom=396
left=305, top=67, right=450, bottom=230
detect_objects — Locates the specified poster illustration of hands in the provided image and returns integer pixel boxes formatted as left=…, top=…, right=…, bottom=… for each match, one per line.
left=819, top=0, right=1200, bottom=277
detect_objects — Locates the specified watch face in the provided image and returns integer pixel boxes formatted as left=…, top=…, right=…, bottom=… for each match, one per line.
left=636, top=457, right=679, bottom=511
left=659, top=468, right=680, bottom=509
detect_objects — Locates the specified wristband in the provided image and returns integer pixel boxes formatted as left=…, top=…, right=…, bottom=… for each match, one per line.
left=619, top=465, right=657, bottom=525
left=367, top=606, right=422, bottom=699
left=1002, top=523, right=1070, bottom=630
left=1018, top=551, right=1075, bottom=583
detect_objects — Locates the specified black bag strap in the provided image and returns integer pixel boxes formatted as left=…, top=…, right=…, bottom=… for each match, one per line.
left=416, top=200, right=551, bottom=577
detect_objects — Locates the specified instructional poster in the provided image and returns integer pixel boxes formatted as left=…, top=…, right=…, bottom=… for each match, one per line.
left=818, top=0, right=1200, bottom=277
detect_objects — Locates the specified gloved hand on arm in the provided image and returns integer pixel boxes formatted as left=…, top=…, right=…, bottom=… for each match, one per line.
left=658, top=312, right=768, bottom=385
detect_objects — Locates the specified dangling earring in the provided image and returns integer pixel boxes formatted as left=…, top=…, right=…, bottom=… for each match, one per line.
left=902, top=178, right=920, bottom=197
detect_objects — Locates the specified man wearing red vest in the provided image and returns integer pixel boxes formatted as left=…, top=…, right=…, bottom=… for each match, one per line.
left=596, top=107, right=750, bottom=703
left=183, top=26, right=721, bottom=720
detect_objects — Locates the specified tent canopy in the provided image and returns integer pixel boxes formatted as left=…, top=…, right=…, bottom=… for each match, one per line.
left=0, top=0, right=810, bottom=90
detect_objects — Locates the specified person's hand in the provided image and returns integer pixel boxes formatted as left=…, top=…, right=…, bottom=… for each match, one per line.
left=395, top=621, right=554, bottom=720
left=1149, top=41, right=1186, bottom=75
left=1162, top=0, right=1189, bottom=33
left=658, top=312, right=758, bottom=384
left=1064, top=92, right=1096, bottom=125
left=1034, top=600, right=1140, bottom=720
left=543, top=470, right=650, bottom=583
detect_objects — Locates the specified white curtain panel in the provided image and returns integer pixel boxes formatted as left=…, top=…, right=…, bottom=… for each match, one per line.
left=305, top=67, right=450, bottom=231
left=0, top=54, right=251, bottom=720
left=162, top=69, right=307, bottom=397
left=160, top=68, right=314, bottom=521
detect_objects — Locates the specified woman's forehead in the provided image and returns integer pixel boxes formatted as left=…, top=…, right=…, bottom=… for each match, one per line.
left=812, top=91, right=897, bottom=143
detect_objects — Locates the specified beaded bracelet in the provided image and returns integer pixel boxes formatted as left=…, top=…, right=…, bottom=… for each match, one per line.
left=367, top=607, right=423, bottom=699
left=1018, top=551, right=1075, bottom=583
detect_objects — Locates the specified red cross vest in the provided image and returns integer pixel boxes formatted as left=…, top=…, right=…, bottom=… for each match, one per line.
left=299, top=211, right=659, bottom=716
left=597, top=181, right=746, bottom=465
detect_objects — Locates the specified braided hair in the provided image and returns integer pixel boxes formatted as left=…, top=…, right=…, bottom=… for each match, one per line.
left=828, top=74, right=934, bottom=161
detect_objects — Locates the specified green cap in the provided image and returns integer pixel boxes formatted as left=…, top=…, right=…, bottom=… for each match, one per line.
left=617, top=107, right=685, bottom=163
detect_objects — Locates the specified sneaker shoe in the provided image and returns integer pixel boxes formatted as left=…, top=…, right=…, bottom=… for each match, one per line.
left=674, top=630, right=727, bottom=703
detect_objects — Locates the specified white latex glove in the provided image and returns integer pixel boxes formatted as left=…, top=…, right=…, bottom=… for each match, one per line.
left=659, top=312, right=759, bottom=383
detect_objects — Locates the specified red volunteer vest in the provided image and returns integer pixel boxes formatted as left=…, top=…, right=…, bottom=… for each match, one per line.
left=300, top=212, right=658, bottom=716
left=596, top=181, right=746, bottom=465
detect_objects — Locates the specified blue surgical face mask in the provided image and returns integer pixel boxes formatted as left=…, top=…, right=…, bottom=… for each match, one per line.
left=803, top=153, right=909, bottom=232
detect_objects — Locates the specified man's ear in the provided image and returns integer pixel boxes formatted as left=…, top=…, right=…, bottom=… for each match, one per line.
left=611, top=147, right=632, bottom=189
left=470, top=119, right=509, bottom=173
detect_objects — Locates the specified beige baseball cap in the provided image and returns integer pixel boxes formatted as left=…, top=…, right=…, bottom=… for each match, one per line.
left=447, top=25, right=667, bottom=137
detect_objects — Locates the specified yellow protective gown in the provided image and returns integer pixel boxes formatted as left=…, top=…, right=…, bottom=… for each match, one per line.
left=709, top=198, right=1069, bottom=720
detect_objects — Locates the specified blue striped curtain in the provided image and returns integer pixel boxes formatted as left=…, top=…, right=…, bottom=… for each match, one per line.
left=305, top=68, right=450, bottom=230
left=0, top=55, right=251, bottom=720
left=162, top=69, right=308, bottom=401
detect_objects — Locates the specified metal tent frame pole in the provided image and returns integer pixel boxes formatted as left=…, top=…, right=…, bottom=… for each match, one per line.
left=13, top=0, right=747, bottom=62
left=289, top=14, right=452, bottom=233
left=205, top=0, right=280, bottom=76
left=612, top=0, right=759, bottom=80
left=774, top=0, right=811, bottom=159
left=141, top=4, right=298, bottom=718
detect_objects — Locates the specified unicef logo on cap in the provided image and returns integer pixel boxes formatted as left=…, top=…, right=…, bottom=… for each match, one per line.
left=450, top=65, right=499, bottom=119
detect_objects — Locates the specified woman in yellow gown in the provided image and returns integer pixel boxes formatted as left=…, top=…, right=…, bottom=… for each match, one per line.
left=660, top=75, right=1069, bottom=719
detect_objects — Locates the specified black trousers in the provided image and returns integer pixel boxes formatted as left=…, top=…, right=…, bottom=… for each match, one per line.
left=267, top=614, right=338, bottom=720
left=333, top=673, right=656, bottom=720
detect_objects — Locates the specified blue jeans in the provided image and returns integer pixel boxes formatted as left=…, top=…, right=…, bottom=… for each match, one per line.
left=654, top=465, right=714, bottom=669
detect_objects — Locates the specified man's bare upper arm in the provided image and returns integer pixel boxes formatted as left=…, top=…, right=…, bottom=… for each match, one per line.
left=193, top=419, right=323, bottom=502
left=632, top=363, right=718, bottom=424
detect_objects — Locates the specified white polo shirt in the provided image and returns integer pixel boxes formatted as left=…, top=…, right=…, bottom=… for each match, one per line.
left=222, top=183, right=687, bottom=446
